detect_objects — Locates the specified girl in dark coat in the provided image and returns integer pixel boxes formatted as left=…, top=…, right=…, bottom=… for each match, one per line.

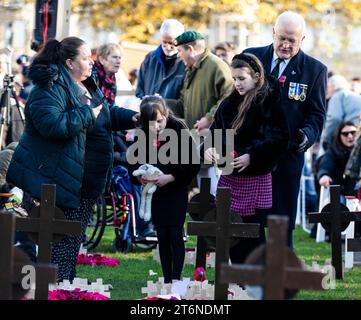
left=133, top=95, right=200, bottom=283
left=204, top=53, right=289, bottom=263
left=7, top=37, right=137, bottom=281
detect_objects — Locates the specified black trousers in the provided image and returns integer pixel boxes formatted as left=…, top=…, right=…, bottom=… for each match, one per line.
left=156, top=226, right=185, bottom=283
left=229, top=209, right=267, bottom=264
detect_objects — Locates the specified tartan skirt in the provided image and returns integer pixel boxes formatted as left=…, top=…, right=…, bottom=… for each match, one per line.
left=217, top=173, right=272, bottom=216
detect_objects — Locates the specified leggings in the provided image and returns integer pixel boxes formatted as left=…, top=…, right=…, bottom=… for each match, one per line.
left=229, top=208, right=267, bottom=264
left=51, top=198, right=96, bottom=282
left=156, top=226, right=185, bottom=283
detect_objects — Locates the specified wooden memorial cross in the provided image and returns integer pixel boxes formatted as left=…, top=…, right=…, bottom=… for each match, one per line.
left=308, top=185, right=361, bottom=279
left=15, top=184, right=82, bottom=296
left=219, top=216, right=325, bottom=300
left=0, top=212, right=57, bottom=300
left=187, top=177, right=215, bottom=268
left=0, top=212, right=16, bottom=299
left=16, top=184, right=82, bottom=263
left=187, top=187, right=259, bottom=300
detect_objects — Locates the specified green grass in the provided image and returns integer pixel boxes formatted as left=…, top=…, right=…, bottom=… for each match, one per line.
left=76, top=223, right=361, bottom=300
left=294, top=228, right=361, bottom=300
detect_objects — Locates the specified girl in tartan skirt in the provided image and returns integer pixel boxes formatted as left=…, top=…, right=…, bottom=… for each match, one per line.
left=204, top=53, right=289, bottom=263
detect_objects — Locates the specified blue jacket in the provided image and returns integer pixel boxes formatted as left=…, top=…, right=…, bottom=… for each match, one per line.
left=135, top=45, right=185, bottom=99
left=7, top=63, right=136, bottom=209
left=320, top=89, right=361, bottom=150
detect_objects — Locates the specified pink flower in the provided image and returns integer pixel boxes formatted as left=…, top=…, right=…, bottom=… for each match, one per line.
left=48, top=289, right=109, bottom=300
left=279, top=75, right=287, bottom=84
left=194, top=267, right=207, bottom=282
left=76, top=254, right=87, bottom=265
left=77, top=253, right=120, bottom=267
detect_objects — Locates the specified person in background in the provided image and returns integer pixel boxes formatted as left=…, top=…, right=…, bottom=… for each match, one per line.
left=136, top=19, right=185, bottom=99
left=92, top=43, right=124, bottom=105
left=168, top=30, right=232, bottom=133
left=128, top=68, right=139, bottom=89
left=17, top=65, right=34, bottom=103
left=320, top=75, right=361, bottom=152
left=350, top=77, right=361, bottom=95
left=16, top=54, right=33, bottom=101
left=213, top=41, right=236, bottom=66
left=167, top=30, right=233, bottom=195
left=318, top=121, right=358, bottom=196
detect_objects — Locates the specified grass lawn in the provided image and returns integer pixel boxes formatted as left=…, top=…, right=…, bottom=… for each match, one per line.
left=76, top=222, right=361, bottom=300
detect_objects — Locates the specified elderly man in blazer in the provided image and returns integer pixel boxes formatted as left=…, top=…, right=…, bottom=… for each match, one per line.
left=244, top=11, right=327, bottom=248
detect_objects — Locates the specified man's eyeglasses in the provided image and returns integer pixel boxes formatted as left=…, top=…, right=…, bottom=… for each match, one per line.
left=340, top=130, right=357, bottom=137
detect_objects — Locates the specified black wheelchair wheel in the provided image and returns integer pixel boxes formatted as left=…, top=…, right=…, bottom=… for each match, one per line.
left=112, top=228, right=133, bottom=253
left=83, top=196, right=107, bottom=250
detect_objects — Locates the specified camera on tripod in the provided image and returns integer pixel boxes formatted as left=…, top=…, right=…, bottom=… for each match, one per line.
left=1, top=74, right=16, bottom=91
left=0, top=50, right=25, bottom=150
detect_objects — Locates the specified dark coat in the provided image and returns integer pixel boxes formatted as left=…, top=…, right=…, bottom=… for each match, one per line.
left=130, top=116, right=200, bottom=226
left=317, top=143, right=352, bottom=195
left=80, top=77, right=137, bottom=199
left=244, top=44, right=327, bottom=228
left=7, top=63, right=136, bottom=209
left=345, top=134, right=361, bottom=179
left=207, top=83, right=289, bottom=176
left=7, top=64, right=95, bottom=209
left=113, top=130, right=131, bottom=167
left=136, top=46, right=185, bottom=99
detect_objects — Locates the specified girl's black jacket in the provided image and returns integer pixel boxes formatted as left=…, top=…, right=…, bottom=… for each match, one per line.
left=206, top=82, right=289, bottom=176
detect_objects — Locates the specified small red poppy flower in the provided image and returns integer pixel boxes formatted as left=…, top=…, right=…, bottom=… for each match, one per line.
left=279, top=75, right=287, bottom=84
left=230, top=150, right=239, bottom=158
left=153, top=139, right=161, bottom=148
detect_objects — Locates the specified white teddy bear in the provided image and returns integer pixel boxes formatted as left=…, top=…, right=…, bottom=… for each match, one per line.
left=133, top=164, right=164, bottom=221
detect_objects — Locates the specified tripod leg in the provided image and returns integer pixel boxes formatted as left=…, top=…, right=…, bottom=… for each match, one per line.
left=0, top=89, right=10, bottom=150
left=9, top=89, right=25, bottom=143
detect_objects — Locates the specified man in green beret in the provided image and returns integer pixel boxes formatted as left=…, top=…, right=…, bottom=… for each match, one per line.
left=166, top=30, right=232, bottom=195
left=167, top=30, right=232, bottom=133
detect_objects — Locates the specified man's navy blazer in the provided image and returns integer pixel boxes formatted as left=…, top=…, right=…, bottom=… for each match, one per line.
left=244, top=44, right=327, bottom=172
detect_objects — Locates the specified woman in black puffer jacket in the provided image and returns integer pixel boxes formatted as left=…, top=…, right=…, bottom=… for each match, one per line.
left=7, top=37, right=137, bottom=281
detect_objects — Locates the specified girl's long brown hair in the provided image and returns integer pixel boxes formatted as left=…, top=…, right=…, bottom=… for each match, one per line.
left=139, top=95, right=170, bottom=130
left=230, top=53, right=268, bottom=132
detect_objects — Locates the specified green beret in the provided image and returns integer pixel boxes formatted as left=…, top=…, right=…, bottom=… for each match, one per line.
left=174, top=30, right=205, bottom=46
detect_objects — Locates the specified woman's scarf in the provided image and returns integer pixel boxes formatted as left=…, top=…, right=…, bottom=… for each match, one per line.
left=92, top=60, right=117, bottom=105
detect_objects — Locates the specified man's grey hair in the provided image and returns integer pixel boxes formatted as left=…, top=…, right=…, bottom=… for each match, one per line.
left=160, top=19, right=184, bottom=38
left=275, top=11, right=306, bottom=36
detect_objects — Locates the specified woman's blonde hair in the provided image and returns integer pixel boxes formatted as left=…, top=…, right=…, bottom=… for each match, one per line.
left=96, top=43, right=122, bottom=60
